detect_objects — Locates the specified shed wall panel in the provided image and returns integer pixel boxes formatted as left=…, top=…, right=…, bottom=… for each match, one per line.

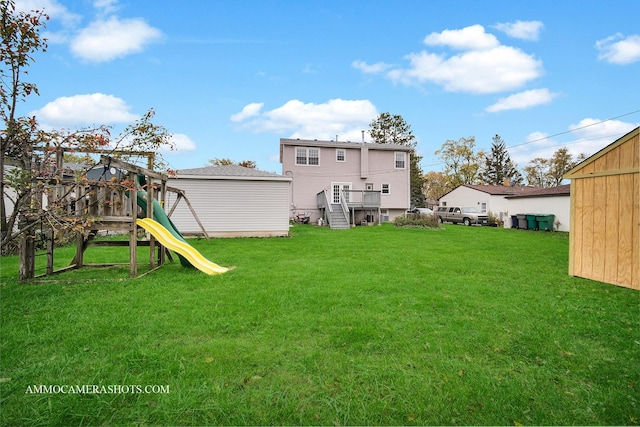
left=618, top=173, right=634, bottom=287
left=592, top=176, right=606, bottom=282
left=571, top=181, right=583, bottom=276
left=166, top=179, right=290, bottom=236
left=604, top=175, right=619, bottom=283
left=633, top=173, right=639, bottom=288
left=568, top=129, right=639, bottom=289
left=580, top=177, right=595, bottom=279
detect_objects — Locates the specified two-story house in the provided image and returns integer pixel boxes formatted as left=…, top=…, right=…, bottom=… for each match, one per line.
left=280, top=138, right=411, bottom=228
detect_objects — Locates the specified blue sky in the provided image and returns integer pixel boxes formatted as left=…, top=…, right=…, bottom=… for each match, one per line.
left=15, top=0, right=640, bottom=174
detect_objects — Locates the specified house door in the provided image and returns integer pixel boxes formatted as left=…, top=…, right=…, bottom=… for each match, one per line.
left=332, top=183, right=351, bottom=203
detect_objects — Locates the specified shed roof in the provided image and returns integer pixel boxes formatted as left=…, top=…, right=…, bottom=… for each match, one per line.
left=464, top=184, right=543, bottom=195
left=505, top=184, right=570, bottom=198
left=564, top=126, right=639, bottom=179
left=280, top=138, right=412, bottom=151
left=175, top=165, right=291, bottom=181
left=440, top=184, right=544, bottom=199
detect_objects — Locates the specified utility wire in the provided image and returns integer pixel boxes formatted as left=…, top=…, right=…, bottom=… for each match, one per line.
left=420, top=109, right=640, bottom=168
left=506, top=109, right=640, bottom=149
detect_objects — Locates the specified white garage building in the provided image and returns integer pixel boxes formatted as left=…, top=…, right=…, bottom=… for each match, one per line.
left=166, top=165, right=292, bottom=237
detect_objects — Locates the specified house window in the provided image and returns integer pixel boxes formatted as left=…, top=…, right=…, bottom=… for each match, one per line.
left=336, top=148, right=346, bottom=162
left=332, top=183, right=351, bottom=203
left=296, top=147, right=320, bottom=166
left=381, top=184, right=390, bottom=195
left=394, top=152, right=406, bottom=169
left=480, top=202, right=487, bottom=213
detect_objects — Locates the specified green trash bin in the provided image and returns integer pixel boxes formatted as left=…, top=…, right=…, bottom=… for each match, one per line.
left=536, top=214, right=555, bottom=231
left=526, top=214, right=539, bottom=230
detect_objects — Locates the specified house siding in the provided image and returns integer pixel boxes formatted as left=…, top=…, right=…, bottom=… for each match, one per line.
left=166, top=178, right=290, bottom=237
left=505, top=196, right=570, bottom=231
left=281, top=139, right=411, bottom=222
left=439, top=184, right=570, bottom=229
left=439, top=186, right=509, bottom=219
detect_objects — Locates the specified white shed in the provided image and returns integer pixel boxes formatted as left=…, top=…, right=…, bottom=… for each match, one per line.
left=166, top=165, right=292, bottom=237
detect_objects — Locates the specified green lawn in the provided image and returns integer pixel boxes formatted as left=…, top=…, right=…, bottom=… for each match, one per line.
left=1, top=224, right=638, bottom=426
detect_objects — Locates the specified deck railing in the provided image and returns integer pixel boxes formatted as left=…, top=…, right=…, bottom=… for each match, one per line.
left=317, top=189, right=381, bottom=209
left=344, top=190, right=381, bottom=208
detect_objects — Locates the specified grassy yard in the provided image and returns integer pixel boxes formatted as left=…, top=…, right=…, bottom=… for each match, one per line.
left=0, top=224, right=638, bottom=426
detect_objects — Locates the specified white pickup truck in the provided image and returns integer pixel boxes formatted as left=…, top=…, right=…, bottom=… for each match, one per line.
left=434, top=206, right=489, bottom=226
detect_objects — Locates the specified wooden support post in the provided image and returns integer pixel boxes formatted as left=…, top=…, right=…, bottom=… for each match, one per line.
left=18, top=226, right=36, bottom=281
left=130, top=182, right=138, bottom=277
left=146, top=175, right=156, bottom=269
left=46, top=229, right=54, bottom=276
left=158, top=180, right=166, bottom=266
left=130, top=220, right=137, bottom=277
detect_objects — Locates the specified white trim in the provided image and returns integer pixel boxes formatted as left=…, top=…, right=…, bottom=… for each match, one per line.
left=394, top=152, right=406, bottom=169
left=336, top=148, right=346, bottom=162
left=295, top=146, right=320, bottom=166
left=331, top=182, right=352, bottom=203
left=381, top=183, right=390, bottom=195
left=175, top=175, right=291, bottom=182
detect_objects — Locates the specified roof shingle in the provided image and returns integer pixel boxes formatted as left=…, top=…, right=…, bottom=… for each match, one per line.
left=176, top=165, right=285, bottom=178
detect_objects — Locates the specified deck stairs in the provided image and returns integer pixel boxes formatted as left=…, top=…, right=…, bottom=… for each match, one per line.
left=328, top=204, right=350, bottom=229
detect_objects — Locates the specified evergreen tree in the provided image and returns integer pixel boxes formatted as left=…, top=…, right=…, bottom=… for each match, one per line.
left=369, top=113, right=426, bottom=207
left=480, top=135, right=523, bottom=185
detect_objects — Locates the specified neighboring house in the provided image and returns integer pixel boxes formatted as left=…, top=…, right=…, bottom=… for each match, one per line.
left=280, top=138, right=412, bottom=228
left=564, top=126, right=639, bottom=290
left=504, top=185, right=571, bottom=231
left=438, top=184, right=547, bottom=224
left=167, top=165, right=292, bottom=238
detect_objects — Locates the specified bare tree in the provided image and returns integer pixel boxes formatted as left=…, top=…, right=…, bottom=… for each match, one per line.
left=208, top=158, right=257, bottom=168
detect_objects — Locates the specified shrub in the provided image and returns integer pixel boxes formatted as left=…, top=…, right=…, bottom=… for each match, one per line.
left=487, top=211, right=503, bottom=227
left=394, top=213, right=441, bottom=228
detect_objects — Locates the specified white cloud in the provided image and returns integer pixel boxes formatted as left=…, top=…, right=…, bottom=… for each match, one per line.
left=15, top=0, right=81, bottom=26
left=486, top=88, right=558, bottom=112
left=167, top=133, right=196, bottom=152
left=351, top=60, right=392, bottom=74
left=568, top=118, right=638, bottom=141
left=596, top=33, right=640, bottom=65
left=230, top=102, right=264, bottom=122
left=493, top=20, right=544, bottom=41
left=70, top=16, right=163, bottom=62
left=93, top=0, right=119, bottom=14
left=423, top=24, right=499, bottom=50
left=388, top=44, right=542, bottom=94
left=31, top=93, right=138, bottom=127
left=231, top=98, right=378, bottom=141
left=508, top=118, right=639, bottom=165
left=370, top=25, right=543, bottom=94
